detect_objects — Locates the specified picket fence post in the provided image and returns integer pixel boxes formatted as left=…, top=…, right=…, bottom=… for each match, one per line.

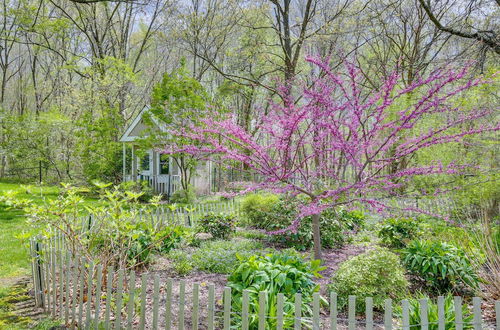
left=366, top=297, right=374, bottom=330
left=192, top=283, right=200, bottom=330
left=165, top=278, right=173, bottom=330
left=420, top=298, right=429, bottom=330
left=348, top=295, right=356, bottom=330
left=258, top=290, right=266, bottom=330
left=294, top=293, right=302, bottom=330
left=384, top=299, right=392, bottom=330
left=455, top=296, right=464, bottom=330
left=126, top=271, right=136, bottom=330
left=208, top=284, right=215, bottom=330
left=223, top=287, right=232, bottom=330
left=312, top=292, right=320, bottom=330
left=114, top=269, right=124, bottom=329
left=139, top=273, right=148, bottom=330
left=330, top=292, right=337, bottom=330
left=472, top=297, right=482, bottom=330
left=401, top=299, right=410, bottom=330
left=152, top=274, right=160, bottom=329
left=276, top=293, right=284, bottom=330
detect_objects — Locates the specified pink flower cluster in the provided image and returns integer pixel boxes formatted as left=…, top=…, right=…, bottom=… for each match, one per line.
left=162, top=57, right=498, bottom=222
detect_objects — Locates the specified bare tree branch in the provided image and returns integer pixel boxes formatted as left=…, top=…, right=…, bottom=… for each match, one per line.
left=417, top=0, right=499, bottom=55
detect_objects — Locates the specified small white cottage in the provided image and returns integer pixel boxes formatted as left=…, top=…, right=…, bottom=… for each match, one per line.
left=119, top=108, right=214, bottom=197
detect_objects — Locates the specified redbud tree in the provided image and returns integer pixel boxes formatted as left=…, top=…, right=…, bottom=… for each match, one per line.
left=166, top=57, right=498, bottom=260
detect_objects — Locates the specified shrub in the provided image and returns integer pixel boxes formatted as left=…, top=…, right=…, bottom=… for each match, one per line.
left=378, top=217, right=421, bottom=248
left=242, top=194, right=366, bottom=250
left=121, top=223, right=188, bottom=266
left=234, top=228, right=267, bottom=240
left=337, top=209, right=366, bottom=231
left=402, top=240, right=480, bottom=293
left=329, top=247, right=409, bottom=312
left=198, top=212, right=236, bottom=239
left=240, top=193, right=280, bottom=228
left=420, top=218, right=479, bottom=256
left=117, top=180, right=154, bottom=202
left=170, top=185, right=196, bottom=204
left=154, top=225, right=186, bottom=253
left=395, top=293, right=473, bottom=330
left=126, top=222, right=155, bottom=266
left=267, top=204, right=365, bottom=250
left=228, top=250, right=325, bottom=329
left=191, top=239, right=264, bottom=274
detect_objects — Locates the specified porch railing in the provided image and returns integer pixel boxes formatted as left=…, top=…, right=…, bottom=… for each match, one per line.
left=123, top=174, right=181, bottom=197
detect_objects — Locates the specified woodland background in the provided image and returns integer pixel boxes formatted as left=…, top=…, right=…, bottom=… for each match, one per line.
left=0, top=0, right=497, bottom=205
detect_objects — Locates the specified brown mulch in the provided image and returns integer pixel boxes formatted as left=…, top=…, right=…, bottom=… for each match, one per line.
left=132, top=243, right=369, bottom=329
left=316, top=244, right=367, bottom=295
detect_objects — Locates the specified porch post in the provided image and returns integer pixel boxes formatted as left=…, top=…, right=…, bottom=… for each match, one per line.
left=152, top=150, right=158, bottom=176
left=122, top=144, right=126, bottom=180
left=131, top=144, right=137, bottom=181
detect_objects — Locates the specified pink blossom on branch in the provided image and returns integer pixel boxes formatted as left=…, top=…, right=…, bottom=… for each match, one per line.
left=161, top=57, right=498, bottom=221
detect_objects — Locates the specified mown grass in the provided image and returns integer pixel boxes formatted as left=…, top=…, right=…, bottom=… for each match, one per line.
left=0, top=183, right=62, bottom=284
left=0, top=182, right=100, bottom=286
left=0, top=182, right=102, bottom=328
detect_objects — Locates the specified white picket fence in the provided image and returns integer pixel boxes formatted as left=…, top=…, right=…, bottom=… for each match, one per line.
left=75, top=200, right=240, bottom=233
left=26, top=197, right=498, bottom=329
left=29, top=236, right=500, bottom=329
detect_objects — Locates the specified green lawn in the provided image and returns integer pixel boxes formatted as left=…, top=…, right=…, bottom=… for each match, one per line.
left=0, top=183, right=62, bottom=286
left=0, top=182, right=104, bottom=328
left=0, top=182, right=101, bottom=288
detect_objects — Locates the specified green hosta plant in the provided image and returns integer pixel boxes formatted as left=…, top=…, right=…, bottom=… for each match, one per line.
left=198, top=212, right=236, bottom=239
left=402, top=240, right=480, bottom=293
left=378, top=217, right=421, bottom=248
left=395, top=293, right=473, bottom=329
left=228, top=250, right=326, bottom=329
left=329, top=247, right=409, bottom=312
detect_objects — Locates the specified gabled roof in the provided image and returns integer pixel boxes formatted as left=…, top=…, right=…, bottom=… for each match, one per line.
left=119, top=107, right=167, bottom=142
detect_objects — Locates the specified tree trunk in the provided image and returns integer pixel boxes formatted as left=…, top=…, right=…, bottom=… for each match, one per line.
left=312, top=213, right=322, bottom=260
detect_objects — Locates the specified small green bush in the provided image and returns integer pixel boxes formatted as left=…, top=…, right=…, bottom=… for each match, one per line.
left=117, top=180, right=154, bottom=202
left=402, top=240, right=479, bottom=293
left=268, top=204, right=365, bottom=250
left=228, top=250, right=325, bottom=329
left=378, top=217, right=421, bottom=248
left=329, top=247, right=409, bottom=312
left=125, top=223, right=187, bottom=266
left=395, top=293, right=473, bottom=329
left=234, top=228, right=267, bottom=240
left=171, top=185, right=196, bottom=204
left=198, top=212, right=236, bottom=239
left=242, top=194, right=366, bottom=251
left=241, top=193, right=280, bottom=228
left=167, top=239, right=264, bottom=275
left=337, top=209, right=366, bottom=231
left=154, top=225, right=186, bottom=253
left=420, top=218, right=480, bottom=257
left=191, top=239, right=263, bottom=274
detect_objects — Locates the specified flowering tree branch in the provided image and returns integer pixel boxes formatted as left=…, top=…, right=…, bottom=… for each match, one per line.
left=163, top=56, right=498, bottom=259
